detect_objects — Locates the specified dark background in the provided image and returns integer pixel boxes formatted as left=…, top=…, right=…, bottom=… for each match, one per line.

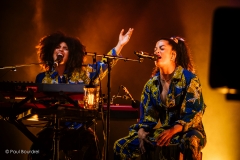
left=1, top=0, right=240, bottom=160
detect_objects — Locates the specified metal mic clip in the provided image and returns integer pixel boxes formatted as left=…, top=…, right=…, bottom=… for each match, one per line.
left=134, top=51, right=155, bottom=60
left=54, top=54, right=63, bottom=67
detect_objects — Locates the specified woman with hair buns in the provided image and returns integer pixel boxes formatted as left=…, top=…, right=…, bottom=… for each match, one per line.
left=113, top=37, right=207, bottom=160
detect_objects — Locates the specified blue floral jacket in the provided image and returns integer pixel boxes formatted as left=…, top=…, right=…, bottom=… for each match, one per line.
left=36, top=48, right=118, bottom=84
left=130, top=66, right=206, bottom=137
left=35, top=48, right=118, bottom=129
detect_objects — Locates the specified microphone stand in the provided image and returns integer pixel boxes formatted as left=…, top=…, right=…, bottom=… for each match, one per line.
left=0, top=62, right=47, bottom=70
left=85, top=52, right=143, bottom=160
left=106, top=58, right=112, bottom=160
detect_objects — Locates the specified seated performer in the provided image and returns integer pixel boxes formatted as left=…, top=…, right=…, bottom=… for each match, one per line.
left=28, top=28, right=133, bottom=160
left=113, top=36, right=207, bottom=160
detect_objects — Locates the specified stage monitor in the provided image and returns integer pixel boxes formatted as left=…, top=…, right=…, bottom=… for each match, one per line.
left=209, top=7, right=240, bottom=92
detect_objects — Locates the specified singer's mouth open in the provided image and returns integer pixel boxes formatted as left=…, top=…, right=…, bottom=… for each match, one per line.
left=155, top=56, right=161, bottom=60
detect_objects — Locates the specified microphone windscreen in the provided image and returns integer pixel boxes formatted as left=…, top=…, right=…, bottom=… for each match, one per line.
left=56, top=54, right=63, bottom=62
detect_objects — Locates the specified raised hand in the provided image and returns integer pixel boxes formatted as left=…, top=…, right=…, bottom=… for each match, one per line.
left=118, top=28, right=134, bottom=46
left=115, top=28, right=134, bottom=54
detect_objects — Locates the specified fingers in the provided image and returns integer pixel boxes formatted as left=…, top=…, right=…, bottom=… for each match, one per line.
left=143, top=138, right=154, bottom=147
left=140, top=145, right=145, bottom=153
left=139, top=139, right=146, bottom=154
left=127, top=28, right=134, bottom=38
left=120, top=28, right=133, bottom=36
left=156, top=135, right=170, bottom=146
left=127, top=28, right=134, bottom=34
left=165, top=138, right=171, bottom=146
left=139, top=138, right=153, bottom=154
left=120, top=29, right=124, bottom=35
left=155, top=132, right=165, bottom=146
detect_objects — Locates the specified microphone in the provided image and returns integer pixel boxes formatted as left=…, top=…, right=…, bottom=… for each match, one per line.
left=121, top=85, right=135, bottom=103
left=112, top=95, right=131, bottom=100
left=122, top=95, right=130, bottom=100
left=54, top=54, right=63, bottom=67
left=121, top=85, right=140, bottom=108
left=134, top=51, right=156, bottom=60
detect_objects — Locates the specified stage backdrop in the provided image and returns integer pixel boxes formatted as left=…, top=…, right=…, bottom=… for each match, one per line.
left=1, top=1, right=240, bottom=160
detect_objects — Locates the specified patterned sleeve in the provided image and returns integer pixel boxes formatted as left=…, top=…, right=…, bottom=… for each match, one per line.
left=35, top=72, right=45, bottom=83
left=129, top=80, right=159, bottom=132
left=90, top=48, right=119, bottom=84
left=176, top=75, right=206, bottom=132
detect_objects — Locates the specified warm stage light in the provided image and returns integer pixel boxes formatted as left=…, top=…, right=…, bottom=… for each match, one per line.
left=26, top=114, right=39, bottom=121
left=216, top=87, right=239, bottom=94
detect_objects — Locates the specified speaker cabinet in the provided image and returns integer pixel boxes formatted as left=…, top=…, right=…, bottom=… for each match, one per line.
left=209, top=7, right=240, bottom=90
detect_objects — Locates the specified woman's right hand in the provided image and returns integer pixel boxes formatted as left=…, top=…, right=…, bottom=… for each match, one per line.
left=138, top=128, right=152, bottom=154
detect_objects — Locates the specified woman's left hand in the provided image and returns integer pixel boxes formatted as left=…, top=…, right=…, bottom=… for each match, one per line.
left=155, top=129, right=175, bottom=146
left=155, top=124, right=183, bottom=146
left=114, top=28, right=134, bottom=54
left=118, top=28, right=134, bottom=46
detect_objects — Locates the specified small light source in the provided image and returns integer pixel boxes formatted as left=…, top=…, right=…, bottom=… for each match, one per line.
left=26, top=114, right=39, bottom=121
left=83, top=85, right=100, bottom=110
left=217, top=87, right=239, bottom=94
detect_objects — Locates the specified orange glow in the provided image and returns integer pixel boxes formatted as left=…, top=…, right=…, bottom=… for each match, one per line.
left=1, top=1, right=240, bottom=160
